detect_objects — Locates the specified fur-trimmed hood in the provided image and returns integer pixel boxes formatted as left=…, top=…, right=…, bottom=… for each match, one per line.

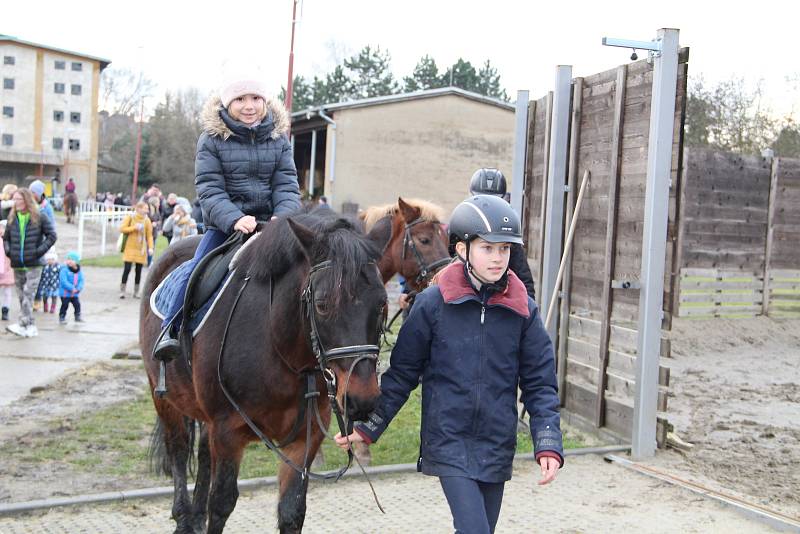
left=201, top=95, right=290, bottom=141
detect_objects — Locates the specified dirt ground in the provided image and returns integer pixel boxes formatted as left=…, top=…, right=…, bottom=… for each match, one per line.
left=0, top=317, right=798, bottom=528
left=652, top=315, right=800, bottom=519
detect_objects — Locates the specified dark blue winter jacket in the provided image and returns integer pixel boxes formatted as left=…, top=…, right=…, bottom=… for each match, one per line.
left=356, top=262, right=563, bottom=482
left=195, top=97, right=301, bottom=233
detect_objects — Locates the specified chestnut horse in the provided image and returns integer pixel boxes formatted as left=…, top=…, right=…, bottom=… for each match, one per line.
left=63, top=191, right=78, bottom=224
left=361, top=197, right=450, bottom=293
left=141, top=210, right=387, bottom=533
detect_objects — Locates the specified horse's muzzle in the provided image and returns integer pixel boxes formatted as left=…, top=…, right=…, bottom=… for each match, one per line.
left=345, top=394, right=377, bottom=422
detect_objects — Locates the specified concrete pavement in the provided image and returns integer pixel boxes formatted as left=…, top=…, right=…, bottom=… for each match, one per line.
left=1, top=214, right=143, bottom=406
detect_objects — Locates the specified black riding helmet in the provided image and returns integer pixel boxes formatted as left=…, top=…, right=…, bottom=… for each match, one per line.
left=469, top=168, right=507, bottom=197
left=448, top=194, right=523, bottom=255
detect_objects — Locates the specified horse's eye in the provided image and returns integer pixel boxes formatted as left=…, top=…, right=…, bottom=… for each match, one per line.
left=419, top=237, right=431, bottom=245
left=315, top=300, right=329, bottom=314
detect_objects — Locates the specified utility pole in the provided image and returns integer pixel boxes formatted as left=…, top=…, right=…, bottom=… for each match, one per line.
left=131, top=99, right=144, bottom=204
left=285, top=0, right=299, bottom=135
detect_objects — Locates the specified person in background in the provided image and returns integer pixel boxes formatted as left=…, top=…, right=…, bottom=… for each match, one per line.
left=3, top=188, right=57, bottom=337
left=1, top=184, right=18, bottom=222
left=191, top=197, right=204, bottom=234
left=64, top=177, right=76, bottom=195
left=0, top=220, right=14, bottom=321
left=29, top=180, right=56, bottom=227
left=162, top=204, right=197, bottom=244
left=58, top=251, right=84, bottom=325
left=469, top=168, right=536, bottom=300
left=161, top=193, right=179, bottom=241
left=119, top=201, right=154, bottom=299
left=39, top=251, right=61, bottom=314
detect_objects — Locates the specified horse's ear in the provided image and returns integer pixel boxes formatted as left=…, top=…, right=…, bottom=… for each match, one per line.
left=287, top=218, right=315, bottom=252
left=397, top=197, right=421, bottom=224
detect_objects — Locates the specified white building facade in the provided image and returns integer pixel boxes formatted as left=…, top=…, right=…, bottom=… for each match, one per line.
left=0, top=34, right=109, bottom=198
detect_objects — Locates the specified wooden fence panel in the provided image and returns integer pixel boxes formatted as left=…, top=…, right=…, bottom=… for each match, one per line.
left=520, top=52, right=688, bottom=445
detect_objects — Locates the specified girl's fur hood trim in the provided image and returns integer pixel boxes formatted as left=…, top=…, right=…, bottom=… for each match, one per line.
left=201, top=95, right=290, bottom=140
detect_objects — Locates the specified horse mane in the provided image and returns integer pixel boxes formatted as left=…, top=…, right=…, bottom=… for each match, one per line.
left=235, top=210, right=380, bottom=314
left=361, top=198, right=446, bottom=233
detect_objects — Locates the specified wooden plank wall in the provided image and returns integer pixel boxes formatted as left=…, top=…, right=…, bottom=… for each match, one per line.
left=521, top=51, right=689, bottom=444
left=676, top=149, right=800, bottom=318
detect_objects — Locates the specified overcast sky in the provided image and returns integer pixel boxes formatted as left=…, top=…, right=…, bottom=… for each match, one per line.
left=5, top=0, right=798, bottom=115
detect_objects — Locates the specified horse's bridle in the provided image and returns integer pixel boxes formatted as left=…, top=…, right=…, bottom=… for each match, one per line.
left=216, top=257, right=384, bottom=485
left=301, top=260, right=381, bottom=370
left=401, top=218, right=450, bottom=286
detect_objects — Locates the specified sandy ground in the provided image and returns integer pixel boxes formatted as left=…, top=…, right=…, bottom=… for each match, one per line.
left=651, top=316, right=800, bottom=519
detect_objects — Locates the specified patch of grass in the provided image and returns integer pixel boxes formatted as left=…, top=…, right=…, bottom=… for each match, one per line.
left=81, top=235, right=170, bottom=268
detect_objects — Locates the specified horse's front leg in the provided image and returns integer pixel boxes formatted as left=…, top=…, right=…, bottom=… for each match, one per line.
left=277, top=426, right=325, bottom=534
left=206, top=424, right=247, bottom=534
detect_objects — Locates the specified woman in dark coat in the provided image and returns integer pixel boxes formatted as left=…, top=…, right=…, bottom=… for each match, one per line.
left=3, top=188, right=57, bottom=337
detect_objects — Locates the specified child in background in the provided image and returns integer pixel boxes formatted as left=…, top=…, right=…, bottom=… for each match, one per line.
left=0, top=220, right=13, bottom=321
left=58, top=251, right=84, bottom=325
left=39, top=251, right=61, bottom=313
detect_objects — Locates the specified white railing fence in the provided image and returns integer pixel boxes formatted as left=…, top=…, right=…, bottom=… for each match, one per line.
left=77, top=203, right=135, bottom=258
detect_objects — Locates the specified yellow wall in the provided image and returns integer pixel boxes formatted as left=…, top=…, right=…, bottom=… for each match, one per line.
left=323, top=94, right=515, bottom=217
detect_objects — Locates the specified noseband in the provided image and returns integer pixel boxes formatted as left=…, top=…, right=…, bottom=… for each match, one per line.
left=401, top=218, right=450, bottom=285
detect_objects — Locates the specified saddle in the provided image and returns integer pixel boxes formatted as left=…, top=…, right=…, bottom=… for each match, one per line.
left=178, top=231, right=248, bottom=359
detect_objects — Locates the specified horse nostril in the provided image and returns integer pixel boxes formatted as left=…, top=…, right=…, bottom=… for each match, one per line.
left=346, top=395, right=376, bottom=421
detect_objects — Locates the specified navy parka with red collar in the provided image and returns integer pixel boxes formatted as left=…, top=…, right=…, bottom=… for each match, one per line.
left=356, top=262, right=563, bottom=483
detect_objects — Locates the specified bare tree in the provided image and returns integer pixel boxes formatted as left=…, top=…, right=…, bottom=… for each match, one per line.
left=100, top=68, right=157, bottom=116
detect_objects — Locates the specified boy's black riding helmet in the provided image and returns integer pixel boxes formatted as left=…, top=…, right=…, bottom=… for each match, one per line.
left=448, top=194, right=523, bottom=255
left=469, top=168, right=507, bottom=197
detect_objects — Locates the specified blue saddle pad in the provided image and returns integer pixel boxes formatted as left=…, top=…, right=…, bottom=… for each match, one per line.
left=150, top=261, right=234, bottom=337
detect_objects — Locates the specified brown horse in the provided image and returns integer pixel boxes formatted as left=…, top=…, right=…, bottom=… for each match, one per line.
left=361, top=197, right=450, bottom=293
left=63, top=191, right=78, bottom=224
left=141, top=210, right=387, bottom=533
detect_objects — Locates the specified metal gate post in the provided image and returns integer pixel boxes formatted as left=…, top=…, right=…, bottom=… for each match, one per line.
left=632, top=28, right=680, bottom=459
left=540, top=66, right=572, bottom=340
left=510, top=90, right=530, bottom=218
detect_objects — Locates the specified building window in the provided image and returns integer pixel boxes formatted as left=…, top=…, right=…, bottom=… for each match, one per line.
left=3, top=78, right=14, bottom=90
left=69, top=138, right=80, bottom=151
left=54, top=110, right=64, bottom=122
left=3, top=56, right=14, bottom=65
left=55, top=60, right=65, bottom=70
left=2, top=106, right=12, bottom=118
left=71, top=84, right=82, bottom=96
left=70, top=112, right=81, bottom=124
left=54, top=82, right=65, bottom=94
left=2, top=134, right=12, bottom=146
left=53, top=137, right=63, bottom=150
left=71, top=62, right=82, bottom=71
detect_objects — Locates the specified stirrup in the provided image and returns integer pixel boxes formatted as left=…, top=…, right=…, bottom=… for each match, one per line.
left=153, top=325, right=181, bottom=363
left=155, top=360, right=168, bottom=398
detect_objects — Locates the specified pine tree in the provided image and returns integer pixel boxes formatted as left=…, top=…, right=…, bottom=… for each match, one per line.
left=344, top=45, right=399, bottom=99
left=441, top=59, right=480, bottom=92
left=404, top=55, right=443, bottom=92
left=476, top=60, right=508, bottom=100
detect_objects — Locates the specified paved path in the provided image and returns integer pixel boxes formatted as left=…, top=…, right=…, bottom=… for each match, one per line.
left=0, top=455, right=778, bottom=533
left=0, top=214, right=142, bottom=406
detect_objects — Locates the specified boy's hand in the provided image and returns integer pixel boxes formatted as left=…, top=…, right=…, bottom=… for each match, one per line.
left=538, top=456, right=559, bottom=485
left=333, top=430, right=364, bottom=451
left=234, top=215, right=257, bottom=234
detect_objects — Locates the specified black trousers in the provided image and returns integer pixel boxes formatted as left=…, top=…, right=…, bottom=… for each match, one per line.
left=59, top=296, right=81, bottom=318
left=439, top=476, right=505, bottom=534
left=122, top=262, right=143, bottom=284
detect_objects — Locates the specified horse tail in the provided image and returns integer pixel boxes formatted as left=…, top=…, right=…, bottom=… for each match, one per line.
left=147, top=416, right=199, bottom=477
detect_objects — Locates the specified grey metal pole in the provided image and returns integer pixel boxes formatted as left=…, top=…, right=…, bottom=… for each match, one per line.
left=309, top=129, right=317, bottom=197
left=540, top=66, right=572, bottom=340
left=632, top=28, right=680, bottom=459
left=510, top=90, right=529, bottom=218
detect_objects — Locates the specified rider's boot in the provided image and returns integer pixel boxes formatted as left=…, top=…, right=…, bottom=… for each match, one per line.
left=153, top=324, right=181, bottom=363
